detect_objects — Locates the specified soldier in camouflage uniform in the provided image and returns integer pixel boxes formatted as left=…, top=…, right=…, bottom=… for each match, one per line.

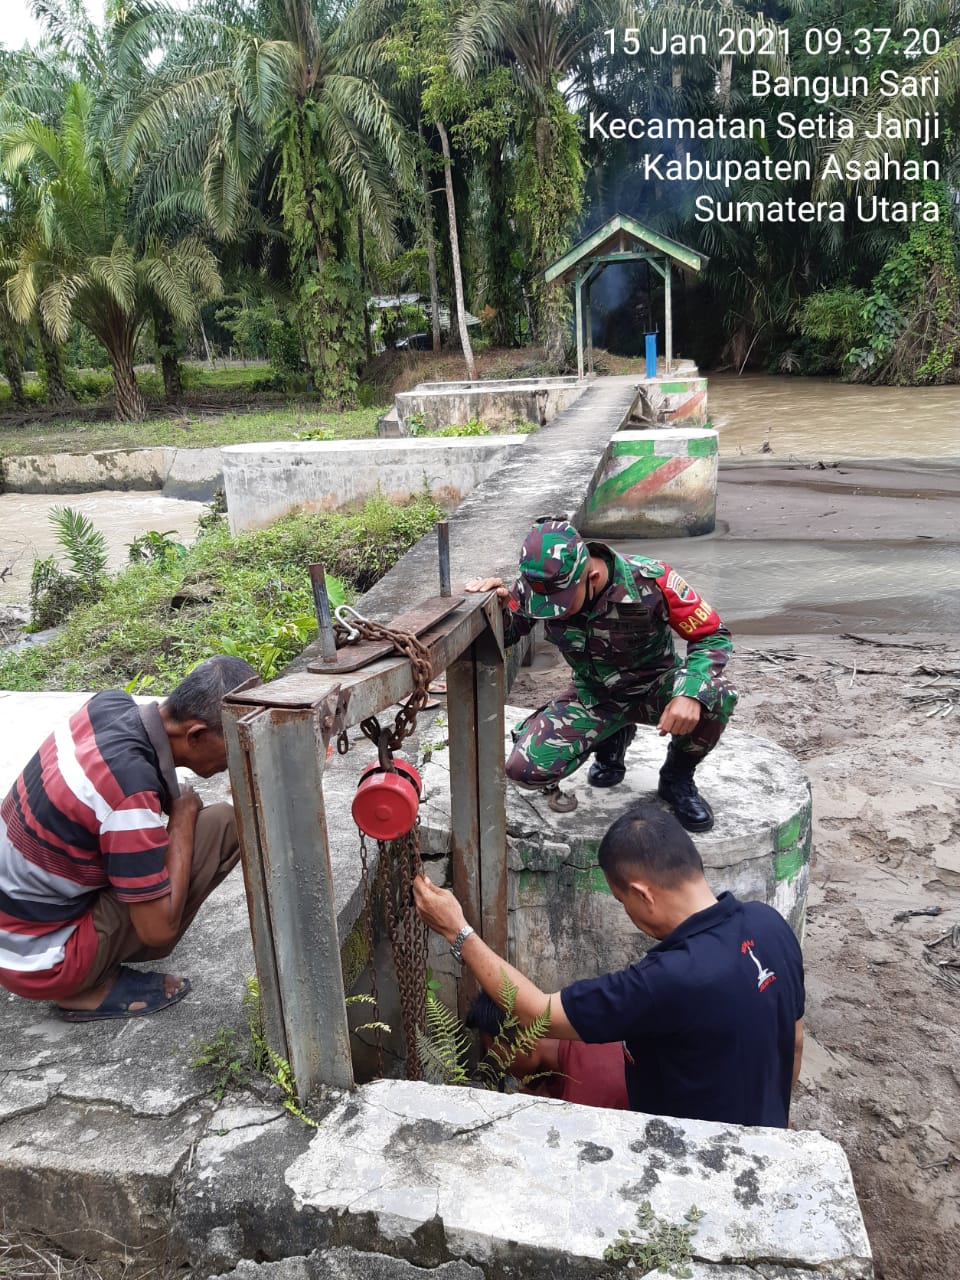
left=465, top=516, right=737, bottom=832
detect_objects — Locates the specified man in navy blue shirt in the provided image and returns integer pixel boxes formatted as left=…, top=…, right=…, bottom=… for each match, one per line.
left=414, top=805, right=805, bottom=1127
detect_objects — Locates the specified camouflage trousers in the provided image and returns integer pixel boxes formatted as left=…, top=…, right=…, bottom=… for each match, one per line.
left=506, top=671, right=737, bottom=788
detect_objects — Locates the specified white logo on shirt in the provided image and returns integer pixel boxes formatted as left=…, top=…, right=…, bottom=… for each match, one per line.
left=741, top=939, right=776, bottom=991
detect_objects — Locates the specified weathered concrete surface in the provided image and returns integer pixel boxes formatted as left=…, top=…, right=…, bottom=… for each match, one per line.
left=1, top=446, right=224, bottom=497
left=633, top=375, right=709, bottom=427
left=278, top=1081, right=871, bottom=1278
left=579, top=427, right=719, bottom=539
left=214, top=1252, right=483, bottom=1279
left=419, top=713, right=810, bottom=990
left=2, top=447, right=171, bottom=492
left=395, top=376, right=587, bottom=432
left=221, top=437, right=527, bottom=533
left=161, top=446, right=224, bottom=501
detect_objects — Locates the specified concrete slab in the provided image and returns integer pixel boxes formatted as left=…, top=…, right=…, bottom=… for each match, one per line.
left=1, top=446, right=224, bottom=498
left=214, top=1253, right=483, bottom=1279
left=419, top=713, right=811, bottom=990
left=395, top=376, right=586, bottom=431
left=221, top=436, right=528, bottom=533
left=277, top=1081, right=872, bottom=1278
left=323, top=376, right=642, bottom=634
left=579, top=427, right=719, bottom=538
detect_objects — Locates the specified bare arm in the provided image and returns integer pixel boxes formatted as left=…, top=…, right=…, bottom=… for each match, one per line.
left=792, top=1017, right=804, bottom=1095
left=128, top=786, right=202, bottom=948
left=413, top=875, right=581, bottom=1039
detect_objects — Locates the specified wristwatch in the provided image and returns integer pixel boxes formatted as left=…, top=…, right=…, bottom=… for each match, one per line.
left=450, top=924, right=475, bottom=963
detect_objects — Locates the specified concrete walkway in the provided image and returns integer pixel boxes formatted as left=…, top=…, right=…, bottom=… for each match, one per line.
left=353, top=375, right=643, bottom=618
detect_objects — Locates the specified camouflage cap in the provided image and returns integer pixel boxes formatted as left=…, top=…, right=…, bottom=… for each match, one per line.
left=515, top=517, right=589, bottom=619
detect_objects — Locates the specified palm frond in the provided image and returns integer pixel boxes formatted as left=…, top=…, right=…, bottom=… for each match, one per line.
left=5, top=261, right=40, bottom=323
left=48, top=504, right=107, bottom=585
left=88, top=237, right=137, bottom=310
left=38, top=271, right=84, bottom=341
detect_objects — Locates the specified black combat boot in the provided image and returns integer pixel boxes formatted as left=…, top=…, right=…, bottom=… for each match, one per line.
left=587, top=725, right=636, bottom=788
left=657, top=745, right=714, bottom=832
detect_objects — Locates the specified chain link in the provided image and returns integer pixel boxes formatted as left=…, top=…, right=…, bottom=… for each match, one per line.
left=378, top=823, right=429, bottom=1081
left=343, top=612, right=432, bottom=1080
left=343, top=617, right=434, bottom=754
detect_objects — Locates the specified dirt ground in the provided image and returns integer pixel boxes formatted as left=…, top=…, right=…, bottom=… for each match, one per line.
left=511, top=633, right=960, bottom=1280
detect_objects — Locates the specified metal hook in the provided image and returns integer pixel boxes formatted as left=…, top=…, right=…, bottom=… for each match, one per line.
left=333, top=604, right=368, bottom=644
left=377, top=728, right=396, bottom=773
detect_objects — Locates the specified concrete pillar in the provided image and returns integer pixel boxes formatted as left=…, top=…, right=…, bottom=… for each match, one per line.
left=419, top=721, right=811, bottom=994
left=579, top=426, right=718, bottom=539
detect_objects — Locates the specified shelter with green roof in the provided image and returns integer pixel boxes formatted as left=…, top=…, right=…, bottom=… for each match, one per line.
left=545, top=213, right=708, bottom=379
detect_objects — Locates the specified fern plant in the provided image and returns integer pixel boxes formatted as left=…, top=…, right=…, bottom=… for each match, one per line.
left=475, top=975, right=552, bottom=1091
left=416, top=971, right=552, bottom=1091
left=49, top=506, right=107, bottom=587
left=417, top=987, right=472, bottom=1086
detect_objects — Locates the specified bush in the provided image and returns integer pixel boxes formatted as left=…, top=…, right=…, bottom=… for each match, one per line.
left=795, top=287, right=871, bottom=374
left=65, top=368, right=113, bottom=401
left=29, top=558, right=91, bottom=630
left=0, top=493, right=444, bottom=692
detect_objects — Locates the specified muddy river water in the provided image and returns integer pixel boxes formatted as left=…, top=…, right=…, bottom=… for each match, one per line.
left=710, top=374, right=959, bottom=461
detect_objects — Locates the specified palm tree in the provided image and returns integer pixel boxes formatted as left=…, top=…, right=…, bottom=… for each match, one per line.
left=109, top=0, right=412, bottom=404
left=2, top=80, right=222, bottom=421
left=451, top=0, right=603, bottom=363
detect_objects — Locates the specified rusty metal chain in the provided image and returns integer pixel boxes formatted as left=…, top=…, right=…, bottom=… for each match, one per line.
left=335, top=610, right=433, bottom=754
left=342, top=607, right=431, bottom=1080
left=357, top=829, right=383, bottom=1078
left=379, top=822, right=429, bottom=1081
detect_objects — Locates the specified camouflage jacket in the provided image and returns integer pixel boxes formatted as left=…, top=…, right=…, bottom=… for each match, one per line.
left=503, top=544, right=733, bottom=709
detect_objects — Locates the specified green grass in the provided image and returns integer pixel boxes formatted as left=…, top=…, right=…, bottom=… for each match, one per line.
left=0, top=362, right=386, bottom=456
left=0, top=493, right=443, bottom=693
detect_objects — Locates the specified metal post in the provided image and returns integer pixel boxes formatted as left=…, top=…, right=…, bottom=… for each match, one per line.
left=308, top=563, right=338, bottom=663
left=437, top=521, right=451, bottom=597
left=585, top=279, right=594, bottom=374
left=664, top=259, right=673, bottom=374
left=223, top=594, right=503, bottom=1091
left=224, top=701, right=354, bottom=1095
left=446, top=600, right=506, bottom=1015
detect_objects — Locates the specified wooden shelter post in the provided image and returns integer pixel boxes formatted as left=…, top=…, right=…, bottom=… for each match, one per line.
left=574, top=270, right=584, bottom=379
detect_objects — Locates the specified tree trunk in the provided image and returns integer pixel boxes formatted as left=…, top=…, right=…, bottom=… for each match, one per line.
left=0, top=305, right=27, bottom=410
left=153, top=306, right=184, bottom=400
left=357, top=216, right=373, bottom=364
left=718, top=0, right=734, bottom=101
left=533, top=114, right=567, bottom=369
left=486, top=145, right=517, bottom=347
left=38, top=321, right=71, bottom=406
left=107, top=336, right=146, bottom=422
left=435, top=121, right=475, bottom=380
left=418, top=120, right=442, bottom=354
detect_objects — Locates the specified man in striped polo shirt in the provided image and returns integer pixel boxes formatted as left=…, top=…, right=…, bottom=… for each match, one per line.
left=0, top=655, right=256, bottom=1021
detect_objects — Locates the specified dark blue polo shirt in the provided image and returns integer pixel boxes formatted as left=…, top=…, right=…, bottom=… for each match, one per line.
left=560, top=893, right=804, bottom=1127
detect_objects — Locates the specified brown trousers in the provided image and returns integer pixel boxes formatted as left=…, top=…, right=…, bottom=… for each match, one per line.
left=80, top=803, right=241, bottom=993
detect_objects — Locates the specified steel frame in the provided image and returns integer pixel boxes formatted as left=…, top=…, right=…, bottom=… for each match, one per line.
left=222, top=592, right=506, bottom=1097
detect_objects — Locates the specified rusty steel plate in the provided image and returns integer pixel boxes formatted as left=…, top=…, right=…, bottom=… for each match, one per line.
left=306, top=595, right=465, bottom=673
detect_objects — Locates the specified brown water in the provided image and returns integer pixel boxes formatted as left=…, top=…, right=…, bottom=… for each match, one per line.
left=0, top=491, right=207, bottom=601
left=710, top=374, right=960, bottom=461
